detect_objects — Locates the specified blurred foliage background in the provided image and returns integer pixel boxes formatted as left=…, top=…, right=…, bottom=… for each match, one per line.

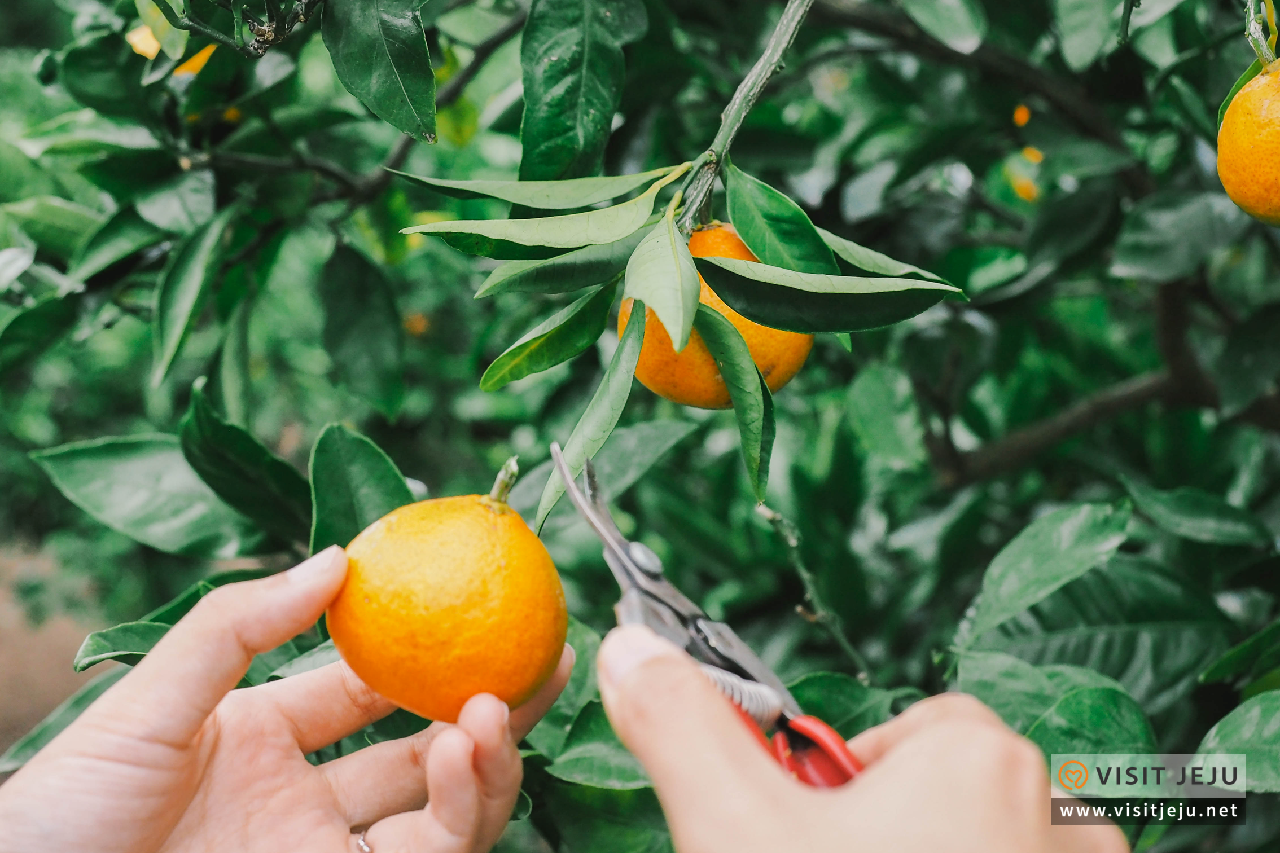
left=5, top=0, right=1280, bottom=849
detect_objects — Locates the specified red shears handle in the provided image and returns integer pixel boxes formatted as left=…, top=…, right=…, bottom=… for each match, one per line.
left=729, top=705, right=863, bottom=788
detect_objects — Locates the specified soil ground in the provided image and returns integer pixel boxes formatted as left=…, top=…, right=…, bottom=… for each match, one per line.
left=0, top=547, right=101, bottom=782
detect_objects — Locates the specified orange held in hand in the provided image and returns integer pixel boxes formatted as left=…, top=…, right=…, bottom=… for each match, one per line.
left=1219, top=60, right=1280, bottom=224
left=327, top=472, right=567, bottom=724
left=618, top=222, right=814, bottom=409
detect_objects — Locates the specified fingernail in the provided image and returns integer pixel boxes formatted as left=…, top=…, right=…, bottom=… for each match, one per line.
left=564, top=644, right=577, bottom=670
left=597, top=625, right=680, bottom=691
left=288, top=545, right=346, bottom=585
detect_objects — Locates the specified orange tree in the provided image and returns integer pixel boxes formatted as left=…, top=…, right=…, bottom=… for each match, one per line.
left=3, top=0, right=1280, bottom=848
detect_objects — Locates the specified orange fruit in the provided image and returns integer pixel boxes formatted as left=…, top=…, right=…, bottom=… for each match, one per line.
left=1219, top=61, right=1280, bottom=224
left=618, top=223, right=814, bottom=410
left=327, top=491, right=567, bottom=723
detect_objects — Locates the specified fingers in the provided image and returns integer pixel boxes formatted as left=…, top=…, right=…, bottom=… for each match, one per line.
left=360, top=727, right=480, bottom=853
left=509, top=645, right=575, bottom=741
left=845, top=692, right=1005, bottom=768
left=456, top=695, right=522, bottom=852
left=254, top=661, right=396, bottom=753
left=596, top=625, right=784, bottom=833
left=87, top=547, right=348, bottom=748
left=322, top=647, right=571, bottom=829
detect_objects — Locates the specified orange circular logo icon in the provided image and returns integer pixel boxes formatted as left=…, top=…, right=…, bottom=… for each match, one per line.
left=1058, top=761, right=1088, bottom=791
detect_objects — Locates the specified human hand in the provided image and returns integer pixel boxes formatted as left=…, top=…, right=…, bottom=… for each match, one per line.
left=597, top=625, right=1127, bottom=853
left=0, top=547, right=574, bottom=853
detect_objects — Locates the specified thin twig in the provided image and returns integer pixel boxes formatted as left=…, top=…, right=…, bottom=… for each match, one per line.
left=677, top=0, right=817, bottom=232
left=756, top=505, right=872, bottom=681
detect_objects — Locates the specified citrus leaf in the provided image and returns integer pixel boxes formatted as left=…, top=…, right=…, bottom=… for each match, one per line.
left=1120, top=475, right=1271, bottom=547
left=0, top=196, right=103, bottom=260
left=1214, top=304, right=1280, bottom=417
left=527, top=617, right=602, bottom=758
left=210, top=293, right=252, bottom=428
left=74, top=621, right=170, bottom=671
left=151, top=204, right=238, bottom=386
left=319, top=246, right=405, bottom=418
left=546, top=701, right=649, bottom=789
left=480, top=280, right=617, bottom=392
left=269, top=640, right=342, bottom=681
left=179, top=380, right=313, bottom=545
left=623, top=202, right=699, bottom=351
left=900, top=0, right=987, bottom=55
left=518, top=0, right=648, bottom=181
left=440, top=233, right=568, bottom=261
left=475, top=223, right=650, bottom=297
left=309, top=423, right=415, bottom=553
left=693, top=305, right=774, bottom=500
left=1220, top=59, right=1262, bottom=130
left=0, top=247, right=34, bottom=289
left=1052, top=0, right=1117, bottom=71
left=957, top=503, right=1131, bottom=648
left=847, top=361, right=927, bottom=469
left=1201, top=617, right=1280, bottom=685
left=816, top=227, right=946, bottom=282
left=142, top=568, right=275, bottom=626
left=135, top=0, right=189, bottom=60
left=723, top=160, right=837, bottom=274
left=534, top=306, right=645, bottom=529
left=693, top=256, right=961, bottom=333
left=135, top=169, right=215, bottom=236
left=30, top=435, right=264, bottom=556
left=390, top=165, right=675, bottom=209
left=0, top=667, right=128, bottom=773
left=322, top=0, right=436, bottom=142
left=0, top=292, right=82, bottom=375
left=67, top=206, right=167, bottom=280
left=1196, top=692, right=1280, bottom=792
left=788, top=672, right=899, bottom=740
left=404, top=163, right=688, bottom=249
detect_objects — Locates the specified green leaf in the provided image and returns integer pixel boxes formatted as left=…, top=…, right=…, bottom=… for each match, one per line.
left=816, top=226, right=947, bottom=282
left=508, top=420, right=698, bottom=522
left=31, top=435, right=264, bottom=556
left=847, top=362, right=926, bottom=469
left=788, top=672, right=899, bottom=739
left=546, top=701, right=649, bottom=789
left=518, top=0, right=648, bottom=181
left=404, top=163, right=688, bottom=250
left=958, top=503, right=1131, bottom=648
left=0, top=292, right=82, bottom=375
left=0, top=667, right=128, bottom=773
left=270, top=639, right=342, bottom=680
left=1120, top=475, right=1271, bottom=547
left=527, top=617, right=602, bottom=758
left=1220, top=59, right=1262, bottom=130
left=1025, top=178, right=1117, bottom=267
left=134, top=169, right=216, bottom=236
left=1109, top=191, right=1249, bottom=282
left=1201, top=617, right=1280, bottom=685
left=0, top=247, right=34, bottom=288
left=135, top=0, right=189, bottom=60
left=974, top=556, right=1232, bottom=714
left=1196, top=692, right=1280, bottom=792
left=623, top=202, right=699, bottom=351
left=211, top=292, right=252, bottom=427
left=308, top=423, right=415, bottom=553
left=74, top=621, right=170, bottom=671
left=1213, top=304, right=1280, bottom=417
left=151, top=204, right=238, bottom=386
left=60, top=32, right=149, bottom=121
left=693, top=256, right=960, bottom=334
left=723, top=161, right=837, bottom=275
left=67, top=206, right=167, bottom=280
left=391, top=166, right=675, bottom=209
left=481, top=280, right=617, bottom=392
left=179, top=380, right=313, bottom=545
left=318, top=246, right=405, bottom=418
left=544, top=783, right=670, bottom=853
left=693, top=305, right=775, bottom=500
left=475, top=225, right=649, bottom=297
left=1053, top=0, right=1117, bottom=71
left=0, top=196, right=103, bottom=260
left=142, top=568, right=275, bottom=626
left=534, top=306, right=645, bottom=529
left=900, top=0, right=988, bottom=55
left=322, top=0, right=436, bottom=142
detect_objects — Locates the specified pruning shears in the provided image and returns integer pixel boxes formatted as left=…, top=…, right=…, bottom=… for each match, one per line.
left=549, top=443, right=863, bottom=788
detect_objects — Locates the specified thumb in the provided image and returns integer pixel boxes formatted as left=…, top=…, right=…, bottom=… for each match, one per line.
left=87, top=546, right=348, bottom=746
left=597, top=625, right=783, bottom=827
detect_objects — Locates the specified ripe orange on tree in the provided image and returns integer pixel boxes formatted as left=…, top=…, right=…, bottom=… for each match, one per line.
left=618, top=222, right=814, bottom=409
left=327, top=467, right=567, bottom=723
left=1219, top=60, right=1280, bottom=224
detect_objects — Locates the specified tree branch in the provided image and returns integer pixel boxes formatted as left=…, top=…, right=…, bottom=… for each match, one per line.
left=677, top=0, right=817, bottom=232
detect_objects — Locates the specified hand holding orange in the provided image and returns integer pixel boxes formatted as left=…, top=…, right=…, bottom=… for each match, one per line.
left=327, top=467, right=568, bottom=723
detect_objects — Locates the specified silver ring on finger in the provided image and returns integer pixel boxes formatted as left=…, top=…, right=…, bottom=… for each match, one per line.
left=356, top=829, right=373, bottom=853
